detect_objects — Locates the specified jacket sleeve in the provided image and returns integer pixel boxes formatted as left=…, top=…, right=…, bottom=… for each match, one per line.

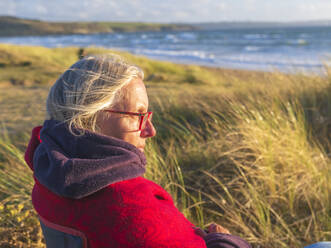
left=204, top=233, right=252, bottom=248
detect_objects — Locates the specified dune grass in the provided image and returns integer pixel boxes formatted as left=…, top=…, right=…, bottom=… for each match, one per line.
left=0, top=44, right=330, bottom=247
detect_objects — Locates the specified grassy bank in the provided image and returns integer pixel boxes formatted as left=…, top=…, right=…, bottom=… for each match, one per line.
left=0, top=16, right=195, bottom=37
left=0, top=44, right=330, bottom=247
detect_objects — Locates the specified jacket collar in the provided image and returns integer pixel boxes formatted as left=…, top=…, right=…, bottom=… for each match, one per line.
left=25, top=119, right=146, bottom=199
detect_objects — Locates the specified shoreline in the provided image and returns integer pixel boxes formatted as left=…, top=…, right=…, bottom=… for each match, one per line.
left=0, top=42, right=326, bottom=79
left=0, top=43, right=327, bottom=88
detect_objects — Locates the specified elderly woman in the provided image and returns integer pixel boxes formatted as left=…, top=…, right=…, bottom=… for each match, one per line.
left=24, top=55, right=251, bottom=248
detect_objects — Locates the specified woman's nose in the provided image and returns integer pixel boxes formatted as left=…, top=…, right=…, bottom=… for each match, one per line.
left=140, top=119, right=156, bottom=138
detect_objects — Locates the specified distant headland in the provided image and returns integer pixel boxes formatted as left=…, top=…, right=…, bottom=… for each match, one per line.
left=0, top=16, right=197, bottom=37
left=1, top=16, right=331, bottom=37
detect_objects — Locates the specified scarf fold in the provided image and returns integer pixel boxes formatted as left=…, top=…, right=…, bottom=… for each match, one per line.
left=32, top=119, right=147, bottom=199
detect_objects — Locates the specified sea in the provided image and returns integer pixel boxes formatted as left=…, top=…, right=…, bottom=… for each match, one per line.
left=1, top=26, right=331, bottom=73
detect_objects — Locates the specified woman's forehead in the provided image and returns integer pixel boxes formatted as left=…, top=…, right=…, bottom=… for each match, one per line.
left=121, top=78, right=148, bottom=110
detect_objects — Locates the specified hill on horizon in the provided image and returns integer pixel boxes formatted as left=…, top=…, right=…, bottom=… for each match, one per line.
left=0, top=16, right=196, bottom=37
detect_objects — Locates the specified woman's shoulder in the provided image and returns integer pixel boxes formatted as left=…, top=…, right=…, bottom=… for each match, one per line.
left=32, top=176, right=174, bottom=215
left=104, top=176, right=174, bottom=205
left=110, top=176, right=168, bottom=192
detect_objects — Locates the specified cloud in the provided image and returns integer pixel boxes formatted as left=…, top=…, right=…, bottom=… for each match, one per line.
left=0, top=0, right=17, bottom=16
left=78, top=12, right=89, bottom=19
left=298, top=2, right=331, bottom=12
left=215, top=3, right=227, bottom=10
left=0, top=0, right=330, bottom=22
left=35, top=5, right=47, bottom=15
left=173, top=10, right=190, bottom=20
left=296, top=2, right=331, bottom=21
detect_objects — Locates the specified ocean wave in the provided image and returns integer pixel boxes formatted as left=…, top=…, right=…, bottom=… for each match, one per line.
left=244, top=46, right=261, bottom=52
left=165, top=34, right=179, bottom=42
left=271, top=34, right=283, bottom=39
left=133, top=48, right=215, bottom=61
left=244, top=34, right=269, bottom=40
left=129, top=38, right=157, bottom=45
left=178, top=32, right=197, bottom=40
left=286, top=39, right=309, bottom=46
left=215, top=54, right=322, bottom=68
left=114, top=34, right=124, bottom=39
left=299, top=33, right=310, bottom=38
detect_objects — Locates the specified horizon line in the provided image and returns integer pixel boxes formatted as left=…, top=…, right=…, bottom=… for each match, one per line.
left=1, top=15, right=331, bottom=25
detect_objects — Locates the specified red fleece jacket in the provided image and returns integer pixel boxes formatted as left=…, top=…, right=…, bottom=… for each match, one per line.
left=25, top=126, right=207, bottom=248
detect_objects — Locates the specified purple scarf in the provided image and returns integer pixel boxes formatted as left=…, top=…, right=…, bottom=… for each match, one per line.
left=33, top=119, right=146, bottom=199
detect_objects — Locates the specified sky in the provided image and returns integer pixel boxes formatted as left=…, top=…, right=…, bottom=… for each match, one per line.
left=1, top=0, right=331, bottom=23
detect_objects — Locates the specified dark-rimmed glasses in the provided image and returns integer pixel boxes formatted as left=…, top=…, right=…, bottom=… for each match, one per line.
left=103, top=110, right=153, bottom=131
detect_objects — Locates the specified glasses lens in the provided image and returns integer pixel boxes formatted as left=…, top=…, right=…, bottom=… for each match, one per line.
left=141, top=112, right=152, bottom=130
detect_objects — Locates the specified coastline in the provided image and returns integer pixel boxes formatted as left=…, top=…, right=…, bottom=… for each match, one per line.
left=0, top=16, right=196, bottom=37
left=0, top=43, right=323, bottom=87
left=1, top=26, right=330, bottom=75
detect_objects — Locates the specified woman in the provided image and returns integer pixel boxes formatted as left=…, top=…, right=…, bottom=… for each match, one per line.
left=24, top=54, right=251, bottom=248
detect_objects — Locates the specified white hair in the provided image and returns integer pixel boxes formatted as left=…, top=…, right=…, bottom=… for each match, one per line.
left=46, top=54, right=144, bottom=136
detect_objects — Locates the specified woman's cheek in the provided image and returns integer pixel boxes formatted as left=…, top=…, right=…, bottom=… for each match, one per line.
left=126, top=117, right=139, bottom=132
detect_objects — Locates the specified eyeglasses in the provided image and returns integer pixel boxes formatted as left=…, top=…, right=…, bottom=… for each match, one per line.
left=103, top=110, right=153, bottom=131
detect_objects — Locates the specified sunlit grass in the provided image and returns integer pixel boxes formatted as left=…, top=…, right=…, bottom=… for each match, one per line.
left=0, top=130, right=43, bottom=247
